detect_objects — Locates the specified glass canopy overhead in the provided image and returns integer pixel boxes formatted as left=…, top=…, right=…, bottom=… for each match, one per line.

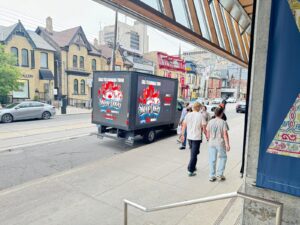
left=95, top=0, right=253, bottom=67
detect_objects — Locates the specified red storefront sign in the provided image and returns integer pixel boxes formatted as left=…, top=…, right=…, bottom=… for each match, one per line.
left=157, top=52, right=186, bottom=72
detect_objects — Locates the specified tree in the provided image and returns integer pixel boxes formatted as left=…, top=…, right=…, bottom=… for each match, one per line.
left=0, top=44, right=21, bottom=98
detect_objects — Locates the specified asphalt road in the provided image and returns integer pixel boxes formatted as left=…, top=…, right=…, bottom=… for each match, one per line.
left=0, top=103, right=244, bottom=191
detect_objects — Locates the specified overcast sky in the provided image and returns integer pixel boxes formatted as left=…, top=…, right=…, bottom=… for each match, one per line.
left=0, top=0, right=196, bottom=55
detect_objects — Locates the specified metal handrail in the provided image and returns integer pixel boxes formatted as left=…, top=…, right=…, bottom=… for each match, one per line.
left=123, top=191, right=283, bottom=225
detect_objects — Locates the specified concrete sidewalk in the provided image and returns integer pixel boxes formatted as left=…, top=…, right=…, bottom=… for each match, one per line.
left=0, top=116, right=244, bottom=225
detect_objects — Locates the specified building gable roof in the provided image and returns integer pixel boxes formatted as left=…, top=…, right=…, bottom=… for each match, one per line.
left=36, top=26, right=92, bottom=51
left=27, top=30, right=56, bottom=52
left=0, top=21, right=36, bottom=48
left=0, top=24, right=18, bottom=41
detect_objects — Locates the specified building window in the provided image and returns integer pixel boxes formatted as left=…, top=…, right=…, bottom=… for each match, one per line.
left=73, top=55, right=78, bottom=68
left=74, top=79, right=78, bottom=94
left=10, top=47, right=18, bottom=65
left=40, top=52, right=48, bottom=68
left=92, top=59, right=96, bottom=71
left=21, top=49, right=29, bottom=67
left=80, top=79, right=85, bottom=94
left=130, top=32, right=140, bottom=50
left=80, top=56, right=84, bottom=69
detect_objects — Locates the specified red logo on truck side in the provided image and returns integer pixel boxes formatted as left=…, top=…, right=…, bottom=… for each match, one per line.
left=138, top=85, right=161, bottom=124
left=98, top=81, right=123, bottom=121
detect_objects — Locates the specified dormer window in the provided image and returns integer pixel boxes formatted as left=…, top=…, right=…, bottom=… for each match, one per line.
left=73, top=55, right=78, bottom=68
left=10, top=47, right=18, bottom=66
left=21, top=49, right=29, bottom=67
left=80, top=56, right=84, bottom=69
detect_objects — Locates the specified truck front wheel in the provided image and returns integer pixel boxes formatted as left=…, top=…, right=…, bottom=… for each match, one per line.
left=143, top=129, right=156, bottom=144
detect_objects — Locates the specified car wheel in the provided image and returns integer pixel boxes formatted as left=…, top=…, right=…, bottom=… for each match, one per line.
left=1, top=114, right=13, bottom=123
left=143, top=129, right=156, bottom=144
left=42, top=111, right=51, bottom=120
left=236, top=110, right=239, bottom=113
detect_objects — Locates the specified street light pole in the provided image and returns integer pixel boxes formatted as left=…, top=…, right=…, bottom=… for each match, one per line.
left=112, top=10, right=118, bottom=71
left=237, top=67, right=242, bottom=100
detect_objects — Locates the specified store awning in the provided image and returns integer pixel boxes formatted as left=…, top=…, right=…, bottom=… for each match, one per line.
left=39, top=69, right=54, bottom=80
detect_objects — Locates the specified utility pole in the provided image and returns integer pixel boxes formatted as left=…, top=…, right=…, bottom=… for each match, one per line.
left=112, top=10, right=118, bottom=71
left=237, top=67, right=242, bottom=100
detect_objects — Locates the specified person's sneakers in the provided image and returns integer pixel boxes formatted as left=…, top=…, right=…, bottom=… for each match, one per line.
left=217, top=175, right=226, bottom=181
left=179, top=146, right=186, bottom=150
left=209, top=176, right=217, bottom=182
left=188, top=172, right=197, bottom=177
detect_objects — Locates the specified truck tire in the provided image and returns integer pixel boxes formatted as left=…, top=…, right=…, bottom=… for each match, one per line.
left=143, top=129, right=156, bottom=144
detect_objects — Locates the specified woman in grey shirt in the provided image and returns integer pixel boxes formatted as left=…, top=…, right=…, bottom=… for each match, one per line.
left=206, top=107, right=230, bottom=182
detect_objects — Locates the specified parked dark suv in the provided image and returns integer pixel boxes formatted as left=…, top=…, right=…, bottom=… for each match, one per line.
left=236, top=101, right=246, bottom=113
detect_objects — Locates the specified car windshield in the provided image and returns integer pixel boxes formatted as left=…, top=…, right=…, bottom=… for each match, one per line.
left=5, top=103, right=19, bottom=109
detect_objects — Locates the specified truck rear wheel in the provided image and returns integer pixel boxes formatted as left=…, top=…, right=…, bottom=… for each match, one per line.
left=143, top=129, right=156, bottom=144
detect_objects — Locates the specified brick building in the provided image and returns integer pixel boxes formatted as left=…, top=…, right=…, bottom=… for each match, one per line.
left=207, top=76, right=222, bottom=99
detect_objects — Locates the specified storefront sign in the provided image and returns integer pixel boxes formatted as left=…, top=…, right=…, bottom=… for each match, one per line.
left=23, top=74, right=33, bottom=78
left=157, top=52, right=185, bottom=72
left=256, top=0, right=300, bottom=197
left=13, top=80, right=29, bottom=98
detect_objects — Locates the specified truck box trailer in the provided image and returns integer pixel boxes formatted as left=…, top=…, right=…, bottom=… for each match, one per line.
left=92, top=71, right=182, bottom=145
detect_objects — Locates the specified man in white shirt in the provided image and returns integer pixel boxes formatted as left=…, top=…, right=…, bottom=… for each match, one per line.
left=181, top=102, right=207, bottom=176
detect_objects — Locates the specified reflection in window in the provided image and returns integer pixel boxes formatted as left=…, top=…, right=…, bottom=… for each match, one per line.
left=80, top=79, right=85, bottom=94
left=40, top=52, right=48, bottom=68
left=194, top=0, right=211, bottom=40
left=10, top=47, right=18, bottom=65
left=21, top=49, right=29, bottom=66
left=80, top=56, right=84, bottom=69
left=141, top=0, right=163, bottom=12
left=210, top=3, right=225, bottom=49
left=171, top=0, right=191, bottom=28
left=73, top=55, right=78, bottom=68
left=74, top=79, right=78, bottom=94
left=92, top=59, right=96, bottom=71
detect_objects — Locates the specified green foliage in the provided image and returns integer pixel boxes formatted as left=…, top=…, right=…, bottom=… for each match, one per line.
left=0, top=44, right=21, bottom=96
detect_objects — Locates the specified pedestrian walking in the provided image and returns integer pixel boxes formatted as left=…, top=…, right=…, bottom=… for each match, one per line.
left=201, top=105, right=210, bottom=141
left=206, top=107, right=230, bottom=182
left=178, top=103, right=190, bottom=150
left=181, top=102, right=207, bottom=176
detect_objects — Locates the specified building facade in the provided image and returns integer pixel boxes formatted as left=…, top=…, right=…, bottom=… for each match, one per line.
left=207, top=76, right=222, bottom=99
left=0, top=21, right=55, bottom=103
left=144, top=51, right=189, bottom=99
left=99, top=21, right=149, bottom=55
left=185, top=60, right=201, bottom=99
left=37, top=17, right=108, bottom=108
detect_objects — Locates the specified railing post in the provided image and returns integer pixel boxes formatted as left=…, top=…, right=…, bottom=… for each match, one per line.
left=276, top=204, right=283, bottom=225
left=124, top=201, right=128, bottom=225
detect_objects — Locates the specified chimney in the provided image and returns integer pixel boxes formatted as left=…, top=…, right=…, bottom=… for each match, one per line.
left=46, top=17, right=53, bottom=33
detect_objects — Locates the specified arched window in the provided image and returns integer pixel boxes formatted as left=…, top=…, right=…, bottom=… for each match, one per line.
left=92, top=59, right=96, bottom=71
left=74, top=79, right=78, bottom=94
left=80, top=79, right=85, bottom=94
left=10, top=47, right=18, bottom=65
left=73, top=55, right=78, bottom=68
left=21, top=49, right=29, bottom=66
left=80, top=56, right=84, bottom=68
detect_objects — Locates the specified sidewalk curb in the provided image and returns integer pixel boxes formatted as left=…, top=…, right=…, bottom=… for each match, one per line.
left=55, top=112, right=91, bottom=117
